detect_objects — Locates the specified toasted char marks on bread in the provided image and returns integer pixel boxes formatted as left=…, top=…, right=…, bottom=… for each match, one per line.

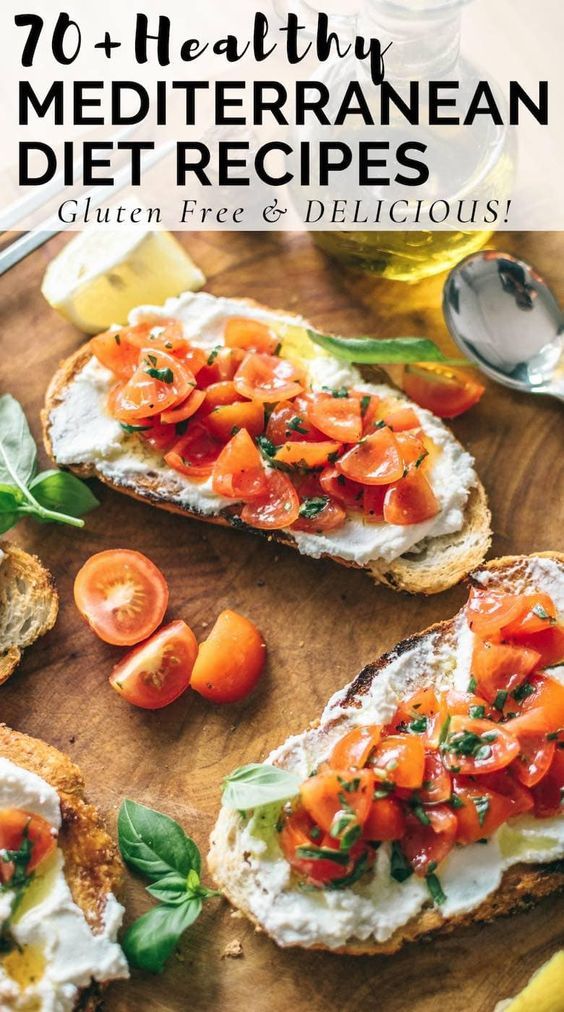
left=208, top=553, right=564, bottom=955
left=0, top=725, right=124, bottom=1010
left=42, top=329, right=491, bottom=595
left=0, top=541, right=59, bottom=684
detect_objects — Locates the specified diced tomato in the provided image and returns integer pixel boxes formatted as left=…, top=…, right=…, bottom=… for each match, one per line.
left=300, top=769, right=374, bottom=837
left=388, top=688, right=440, bottom=733
left=328, top=726, right=381, bottom=770
left=451, top=779, right=515, bottom=844
left=224, top=317, right=280, bottom=355
left=402, top=364, right=485, bottom=419
left=419, top=751, right=452, bottom=804
left=531, top=750, right=564, bottom=817
left=279, top=808, right=368, bottom=886
left=112, top=349, right=196, bottom=422
left=383, top=471, right=440, bottom=526
left=337, top=428, right=404, bottom=486
left=479, top=771, right=534, bottom=817
left=472, top=638, right=541, bottom=703
left=190, top=609, right=266, bottom=704
left=383, top=407, right=420, bottom=432
left=240, top=469, right=300, bottom=530
left=319, top=466, right=364, bottom=511
left=178, top=345, right=208, bottom=376
left=364, top=798, right=406, bottom=841
left=521, top=675, right=564, bottom=728
left=74, top=549, right=169, bottom=646
left=90, top=329, right=140, bottom=379
left=0, top=809, right=56, bottom=884
left=273, top=441, right=341, bottom=470
left=402, top=804, right=457, bottom=876
left=512, top=731, right=556, bottom=788
left=445, top=690, right=491, bottom=718
left=511, top=627, right=564, bottom=669
left=200, top=381, right=246, bottom=414
left=442, top=716, right=520, bottom=775
left=206, top=400, right=265, bottom=441
left=137, top=419, right=177, bottom=454
left=362, top=485, right=387, bottom=523
left=466, top=589, right=559, bottom=642
left=307, top=392, right=363, bottom=444
left=234, top=352, right=305, bottom=402
left=266, top=400, right=322, bottom=445
left=164, top=424, right=222, bottom=479
left=120, top=318, right=187, bottom=354
left=160, top=388, right=206, bottom=425
left=211, top=429, right=269, bottom=501
left=356, top=392, right=384, bottom=436
left=109, top=620, right=198, bottom=709
left=292, top=497, right=346, bottom=533
left=197, top=347, right=246, bottom=388
left=502, top=594, right=558, bottom=638
left=372, top=734, right=426, bottom=790
left=395, top=432, right=428, bottom=470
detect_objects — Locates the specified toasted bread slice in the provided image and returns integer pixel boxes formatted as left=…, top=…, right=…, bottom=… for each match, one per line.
left=0, top=541, right=59, bottom=684
left=42, top=294, right=491, bottom=595
left=0, top=724, right=126, bottom=1010
left=208, top=552, right=564, bottom=955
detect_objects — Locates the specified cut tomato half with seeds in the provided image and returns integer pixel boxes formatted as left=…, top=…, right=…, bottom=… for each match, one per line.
left=337, top=427, right=404, bottom=486
left=234, top=352, right=305, bottom=402
left=190, top=609, right=266, bottom=703
left=402, top=364, right=485, bottom=419
left=211, top=429, right=269, bottom=501
left=240, top=469, right=300, bottom=530
left=109, top=619, right=197, bottom=709
left=472, top=639, right=541, bottom=703
left=74, top=549, right=169, bottom=646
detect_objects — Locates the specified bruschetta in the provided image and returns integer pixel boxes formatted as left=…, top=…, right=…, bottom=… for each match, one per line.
left=0, top=725, right=129, bottom=1009
left=208, top=552, right=564, bottom=953
left=43, top=292, right=491, bottom=594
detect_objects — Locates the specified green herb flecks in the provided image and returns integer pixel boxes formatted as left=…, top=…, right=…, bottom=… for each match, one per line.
left=299, top=496, right=329, bottom=520
left=426, top=872, right=447, bottom=906
left=390, top=842, right=413, bottom=883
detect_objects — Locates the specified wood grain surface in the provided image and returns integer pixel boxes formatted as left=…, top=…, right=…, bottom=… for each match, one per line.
left=0, top=230, right=563, bottom=1012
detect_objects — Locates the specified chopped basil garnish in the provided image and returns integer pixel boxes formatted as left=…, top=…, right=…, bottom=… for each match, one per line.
left=426, top=872, right=447, bottom=906
left=360, top=395, right=371, bottom=416
left=474, top=795, right=490, bottom=826
left=468, top=704, right=486, bottom=719
left=449, top=793, right=465, bottom=809
left=287, top=416, right=308, bottom=435
left=512, top=681, right=535, bottom=702
left=295, top=845, right=351, bottom=867
left=438, top=714, right=451, bottom=747
left=408, top=715, right=428, bottom=735
left=390, top=842, right=413, bottom=883
left=299, top=496, right=329, bottom=520
left=494, top=690, right=508, bottom=712
left=326, top=851, right=371, bottom=891
left=120, top=422, right=152, bottom=433
left=207, top=347, right=220, bottom=365
left=256, top=435, right=277, bottom=458
left=532, top=604, right=555, bottom=623
left=444, top=728, right=498, bottom=762
left=411, top=803, right=431, bottom=826
left=467, top=677, right=478, bottom=693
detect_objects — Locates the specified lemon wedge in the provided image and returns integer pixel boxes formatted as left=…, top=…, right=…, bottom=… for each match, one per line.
left=42, top=225, right=205, bottom=333
left=496, top=951, right=564, bottom=1011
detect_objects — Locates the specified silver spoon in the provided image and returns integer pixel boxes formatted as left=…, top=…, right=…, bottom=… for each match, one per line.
left=443, top=251, right=564, bottom=403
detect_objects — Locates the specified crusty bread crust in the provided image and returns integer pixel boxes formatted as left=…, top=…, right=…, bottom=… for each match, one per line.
left=0, top=725, right=124, bottom=1009
left=208, top=553, right=564, bottom=955
left=0, top=541, right=59, bottom=684
left=42, top=320, right=491, bottom=595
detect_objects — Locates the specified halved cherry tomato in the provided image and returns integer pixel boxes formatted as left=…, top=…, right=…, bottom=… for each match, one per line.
left=74, top=549, right=169, bottom=646
left=164, top=425, right=222, bottom=479
left=419, top=751, right=452, bottom=804
left=234, top=353, right=305, bottom=402
left=200, top=381, right=245, bottom=415
left=531, top=750, right=564, bottom=817
left=0, top=809, right=56, bottom=884
left=502, top=594, right=558, bottom=638
left=337, top=428, right=404, bottom=486
left=328, top=726, right=381, bottom=770
left=90, top=329, right=140, bottom=379
left=466, top=589, right=558, bottom=642
left=121, top=318, right=187, bottom=354
left=206, top=401, right=265, bottom=441
left=137, top=419, right=177, bottom=454
left=521, top=674, right=564, bottom=727
left=319, top=466, right=364, bottom=511
left=442, top=716, right=520, bottom=775
left=280, top=808, right=367, bottom=885
left=402, top=804, right=457, bottom=876
left=307, top=392, right=362, bottom=444
left=364, top=798, right=406, bottom=841
left=383, top=471, right=440, bottom=526
left=387, top=687, right=440, bottom=734
left=383, top=407, right=420, bottom=432
left=240, top=469, right=300, bottom=530
left=196, top=347, right=246, bottom=388
left=512, top=731, right=555, bottom=788
left=266, top=400, right=322, bottom=445
left=402, top=364, right=485, bottom=419
left=372, top=734, right=426, bottom=790
left=292, top=497, right=346, bottom=533
left=362, top=484, right=387, bottom=523
left=451, top=779, right=514, bottom=844
left=273, top=440, right=341, bottom=470
left=113, top=349, right=195, bottom=422
left=300, top=769, right=374, bottom=836
left=190, top=609, right=266, bottom=703
left=224, top=317, right=280, bottom=354
left=160, top=388, right=206, bottom=425
left=211, top=429, right=269, bottom=501
left=395, top=432, right=428, bottom=469
left=109, top=620, right=197, bottom=709
left=472, top=639, right=541, bottom=703
left=510, top=627, right=564, bottom=669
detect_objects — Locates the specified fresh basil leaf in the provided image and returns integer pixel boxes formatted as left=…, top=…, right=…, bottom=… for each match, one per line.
left=29, top=470, right=99, bottom=519
left=0, top=484, right=25, bottom=534
left=0, top=395, right=37, bottom=489
left=123, top=897, right=202, bottom=973
left=118, top=799, right=201, bottom=881
left=222, top=764, right=301, bottom=810
left=307, top=331, right=467, bottom=366
left=146, top=872, right=192, bottom=906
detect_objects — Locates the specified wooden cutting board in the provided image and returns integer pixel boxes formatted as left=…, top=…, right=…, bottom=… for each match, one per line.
left=1, top=230, right=563, bottom=1012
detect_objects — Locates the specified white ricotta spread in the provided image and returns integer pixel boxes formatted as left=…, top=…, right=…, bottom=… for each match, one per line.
left=210, top=558, right=564, bottom=949
left=0, top=759, right=128, bottom=1011
left=48, top=291, right=478, bottom=566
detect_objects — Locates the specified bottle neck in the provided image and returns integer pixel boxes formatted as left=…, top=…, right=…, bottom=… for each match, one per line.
left=362, top=0, right=472, bottom=79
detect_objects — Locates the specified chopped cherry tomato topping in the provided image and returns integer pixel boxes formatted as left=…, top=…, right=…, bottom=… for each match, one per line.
left=307, top=392, right=362, bottom=443
left=224, top=317, right=280, bottom=354
left=138, top=419, right=177, bottom=454
left=74, top=549, right=169, bottom=646
left=190, top=609, right=266, bottom=704
left=90, top=329, right=140, bottom=379
left=395, top=432, right=428, bottom=469
left=121, top=318, right=187, bottom=354
left=337, top=428, right=404, bottom=486
left=112, top=349, right=195, bottom=422
left=383, top=471, right=440, bottom=526
left=240, top=469, right=300, bottom=530
left=160, top=388, right=206, bottom=425
left=362, top=484, right=387, bottom=523
left=300, top=769, right=374, bottom=836
left=510, top=627, right=564, bottom=669
left=467, top=589, right=557, bottom=642
left=200, top=381, right=245, bottom=414
left=383, top=407, right=420, bottom=432
left=234, top=352, right=305, bottom=402
left=109, top=620, right=197, bottom=709
left=206, top=400, right=265, bottom=441
left=372, top=734, right=426, bottom=790
left=328, top=725, right=381, bottom=770
left=419, top=751, right=452, bottom=805
left=451, top=779, right=515, bottom=844
left=319, top=466, right=364, bottom=510
left=293, top=497, right=346, bottom=533
left=531, top=750, right=564, bottom=817
left=197, top=347, right=246, bottom=388
left=442, top=716, right=520, bottom=775
left=364, top=798, right=406, bottom=841
left=521, top=674, right=564, bottom=727
left=472, top=639, right=541, bottom=703
left=402, top=804, right=457, bottom=876
left=0, top=809, right=56, bottom=884
left=280, top=808, right=368, bottom=885
left=266, top=400, right=322, bottom=444
left=402, top=364, right=485, bottom=419
left=164, top=425, right=222, bottom=479
left=211, top=429, right=269, bottom=501
left=512, top=731, right=556, bottom=788
left=479, top=771, right=534, bottom=817
left=273, top=440, right=341, bottom=470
